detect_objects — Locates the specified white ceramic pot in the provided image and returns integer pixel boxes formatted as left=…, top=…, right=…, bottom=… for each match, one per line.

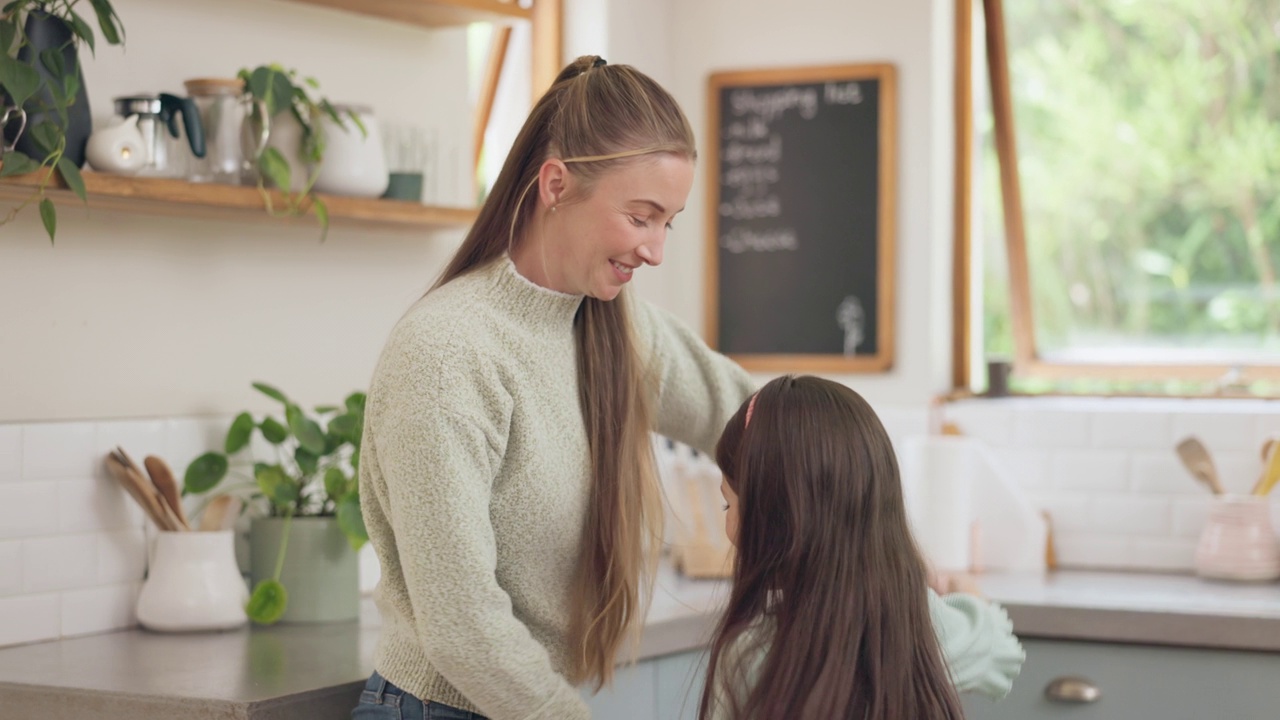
left=136, top=530, right=249, bottom=632
left=86, top=115, right=147, bottom=175
left=313, top=104, right=389, bottom=198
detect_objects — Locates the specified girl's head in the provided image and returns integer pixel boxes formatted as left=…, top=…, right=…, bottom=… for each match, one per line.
left=435, top=57, right=691, bottom=690
left=443, top=55, right=696, bottom=301
left=702, top=375, right=963, bottom=720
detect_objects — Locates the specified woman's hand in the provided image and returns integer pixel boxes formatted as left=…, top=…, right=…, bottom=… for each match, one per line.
left=927, top=563, right=987, bottom=599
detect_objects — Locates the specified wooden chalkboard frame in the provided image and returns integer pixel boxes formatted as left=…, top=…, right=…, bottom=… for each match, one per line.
left=704, top=63, right=897, bottom=373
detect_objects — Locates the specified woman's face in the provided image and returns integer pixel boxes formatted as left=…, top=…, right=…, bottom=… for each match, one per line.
left=533, top=153, right=693, bottom=300
left=720, top=478, right=740, bottom=547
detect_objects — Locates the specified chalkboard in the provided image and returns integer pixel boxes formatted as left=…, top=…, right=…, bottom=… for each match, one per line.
left=705, top=64, right=896, bottom=373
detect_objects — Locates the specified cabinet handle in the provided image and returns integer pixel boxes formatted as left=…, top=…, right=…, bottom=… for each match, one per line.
left=1044, top=676, right=1101, bottom=704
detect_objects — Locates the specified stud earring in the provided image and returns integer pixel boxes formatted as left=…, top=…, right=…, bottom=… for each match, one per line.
left=550, top=205, right=557, bottom=213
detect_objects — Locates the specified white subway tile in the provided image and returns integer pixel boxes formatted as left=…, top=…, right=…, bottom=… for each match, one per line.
left=166, top=417, right=229, bottom=478
left=0, top=541, right=20, bottom=596
left=1013, top=409, right=1092, bottom=448
left=1253, top=412, right=1280, bottom=447
left=61, top=582, right=139, bottom=637
left=1171, top=413, right=1258, bottom=453
left=22, top=421, right=96, bottom=480
left=0, top=483, right=59, bottom=539
left=1030, top=493, right=1091, bottom=533
left=1130, top=537, right=1196, bottom=572
left=989, top=447, right=1051, bottom=490
left=0, top=426, right=21, bottom=483
left=1131, top=454, right=1208, bottom=495
left=95, top=420, right=168, bottom=474
left=1089, top=496, right=1172, bottom=536
left=98, top=529, right=147, bottom=585
left=1050, top=450, right=1131, bottom=493
left=22, top=535, right=97, bottom=593
left=58, top=478, right=144, bottom=534
left=0, top=593, right=59, bottom=647
left=1090, top=411, right=1173, bottom=450
left=943, top=403, right=1016, bottom=447
left=1173, top=497, right=1214, bottom=539
left=1053, top=534, right=1134, bottom=570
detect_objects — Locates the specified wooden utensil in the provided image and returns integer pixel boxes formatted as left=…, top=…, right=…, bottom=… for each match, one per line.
left=104, top=451, right=176, bottom=530
left=198, top=494, right=241, bottom=532
left=144, top=455, right=191, bottom=531
left=1253, top=440, right=1280, bottom=496
left=113, top=447, right=184, bottom=531
left=1175, top=437, right=1224, bottom=495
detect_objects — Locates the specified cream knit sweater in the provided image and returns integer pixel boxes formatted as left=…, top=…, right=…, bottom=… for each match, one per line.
left=360, top=257, right=755, bottom=719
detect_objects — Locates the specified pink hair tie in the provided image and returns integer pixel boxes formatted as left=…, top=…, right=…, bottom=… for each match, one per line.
left=744, top=393, right=758, bottom=428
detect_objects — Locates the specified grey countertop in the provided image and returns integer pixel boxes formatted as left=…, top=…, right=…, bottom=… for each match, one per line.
left=2, top=565, right=1278, bottom=719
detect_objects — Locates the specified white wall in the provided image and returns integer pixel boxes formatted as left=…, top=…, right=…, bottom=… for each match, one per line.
left=645, top=0, right=956, bottom=408
left=0, top=0, right=473, bottom=423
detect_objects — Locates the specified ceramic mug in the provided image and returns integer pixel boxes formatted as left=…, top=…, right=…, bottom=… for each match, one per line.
left=1194, top=494, right=1280, bottom=582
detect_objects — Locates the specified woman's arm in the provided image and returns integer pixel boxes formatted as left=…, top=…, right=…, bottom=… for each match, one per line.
left=366, top=332, right=590, bottom=720
left=629, top=296, right=756, bottom=454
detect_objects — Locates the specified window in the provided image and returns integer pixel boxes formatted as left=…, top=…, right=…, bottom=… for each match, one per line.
left=959, top=0, right=1280, bottom=396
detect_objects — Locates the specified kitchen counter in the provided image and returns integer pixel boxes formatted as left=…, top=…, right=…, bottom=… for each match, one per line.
left=2, top=566, right=1277, bottom=719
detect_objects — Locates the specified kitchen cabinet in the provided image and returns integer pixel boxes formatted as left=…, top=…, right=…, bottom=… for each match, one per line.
left=963, top=638, right=1280, bottom=719
left=583, top=649, right=709, bottom=720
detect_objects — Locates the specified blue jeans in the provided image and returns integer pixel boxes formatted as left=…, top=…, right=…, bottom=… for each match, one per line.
left=352, top=671, right=490, bottom=720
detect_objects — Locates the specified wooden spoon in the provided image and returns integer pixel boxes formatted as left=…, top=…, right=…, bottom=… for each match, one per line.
left=144, top=455, right=191, bottom=531
left=1253, top=440, right=1280, bottom=496
left=199, top=494, right=241, bottom=532
left=1175, top=437, right=1224, bottom=495
left=104, top=452, right=174, bottom=530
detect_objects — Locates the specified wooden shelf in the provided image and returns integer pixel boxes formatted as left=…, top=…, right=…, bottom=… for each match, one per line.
left=0, top=171, right=478, bottom=232
left=281, top=0, right=532, bottom=28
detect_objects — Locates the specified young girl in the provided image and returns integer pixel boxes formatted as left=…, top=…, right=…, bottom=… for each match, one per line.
left=700, top=375, right=1024, bottom=720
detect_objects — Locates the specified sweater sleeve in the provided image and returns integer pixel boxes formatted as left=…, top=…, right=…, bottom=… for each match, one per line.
left=369, top=332, right=590, bottom=720
left=928, top=589, right=1026, bottom=699
left=630, top=296, right=756, bottom=455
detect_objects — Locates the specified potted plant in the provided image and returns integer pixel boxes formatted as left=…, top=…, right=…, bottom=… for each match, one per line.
left=184, top=382, right=368, bottom=625
left=238, top=63, right=365, bottom=240
left=0, top=0, right=124, bottom=242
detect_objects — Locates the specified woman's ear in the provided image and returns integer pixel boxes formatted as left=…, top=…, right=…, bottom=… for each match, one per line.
left=537, top=158, right=570, bottom=210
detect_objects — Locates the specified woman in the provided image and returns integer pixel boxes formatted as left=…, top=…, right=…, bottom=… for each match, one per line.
left=354, top=56, right=756, bottom=720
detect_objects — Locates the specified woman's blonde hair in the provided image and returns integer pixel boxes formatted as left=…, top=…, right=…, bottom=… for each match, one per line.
left=433, top=55, right=696, bottom=688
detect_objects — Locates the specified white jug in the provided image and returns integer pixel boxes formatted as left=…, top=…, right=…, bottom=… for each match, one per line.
left=85, top=115, right=147, bottom=175
left=136, top=530, right=249, bottom=632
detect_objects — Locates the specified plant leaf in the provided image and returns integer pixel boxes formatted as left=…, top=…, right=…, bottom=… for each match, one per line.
left=344, top=392, right=366, bottom=415
left=88, top=0, right=121, bottom=45
left=312, top=196, right=329, bottom=242
left=252, top=382, right=288, bottom=403
left=255, top=463, right=298, bottom=506
left=67, top=11, right=95, bottom=55
left=259, top=416, right=288, bottom=444
left=350, top=448, right=360, bottom=472
left=294, top=446, right=318, bottom=476
left=63, top=73, right=79, bottom=103
left=225, top=412, right=255, bottom=454
left=324, top=467, right=347, bottom=500
left=245, top=579, right=288, bottom=624
left=286, top=404, right=326, bottom=455
left=314, top=405, right=340, bottom=414
left=0, top=18, right=15, bottom=54
left=185, top=452, right=229, bottom=494
left=0, top=55, right=41, bottom=108
left=56, top=157, right=86, bottom=203
left=39, top=48, right=65, bottom=79
left=0, top=151, right=40, bottom=177
left=30, top=122, right=60, bottom=154
left=38, top=197, right=55, bottom=240
left=336, top=492, right=368, bottom=551
left=258, top=147, right=291, bottom=192
left=327, top=413, right=361, bottom=446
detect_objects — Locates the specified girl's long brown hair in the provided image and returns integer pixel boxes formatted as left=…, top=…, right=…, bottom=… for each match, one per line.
left=700, top=376, right=965, bottom=720
left=431, top=56, right=696, bottom=688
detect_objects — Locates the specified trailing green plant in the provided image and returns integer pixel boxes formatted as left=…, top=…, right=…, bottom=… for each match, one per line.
left=184, top=381, right=367, bottom=624
left=0, top=0, right=124, bottom=242
left=238, top=64, right=365, bottom=241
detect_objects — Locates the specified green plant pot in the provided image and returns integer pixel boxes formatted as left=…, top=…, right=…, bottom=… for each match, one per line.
left=249, top=516, right=358, bottom=624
